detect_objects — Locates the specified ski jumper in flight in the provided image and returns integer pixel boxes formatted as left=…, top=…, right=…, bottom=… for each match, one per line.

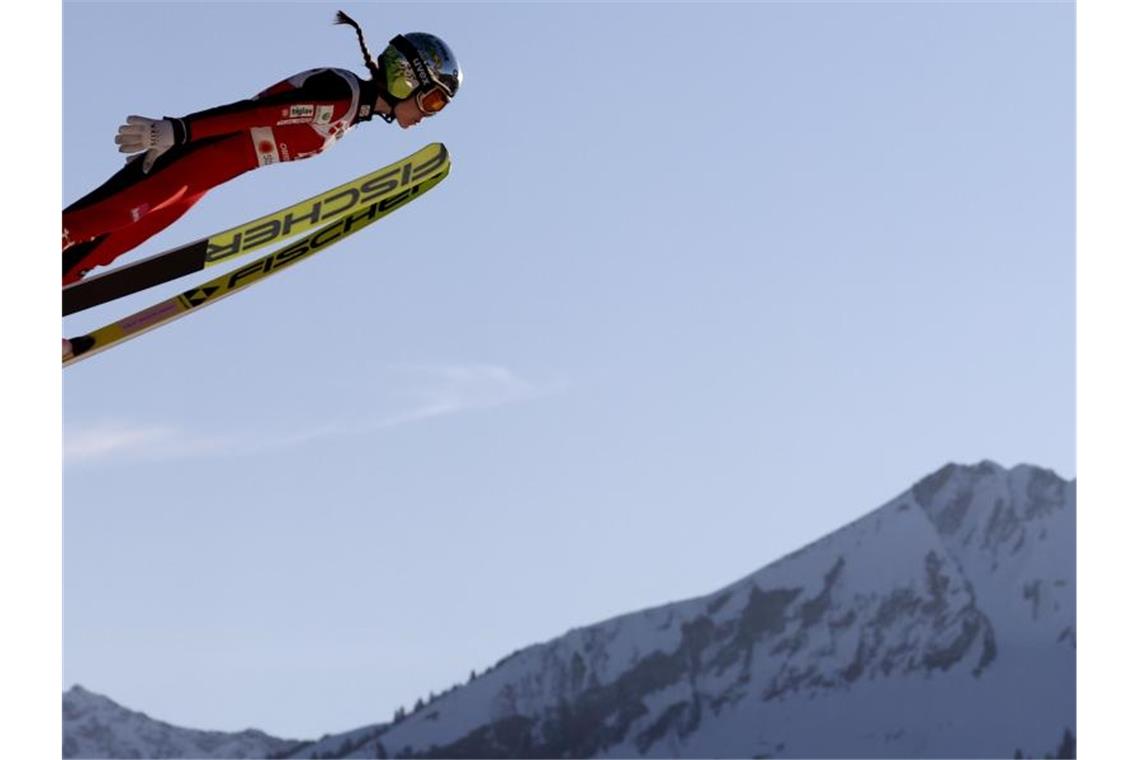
left=62, top=11, right=461, bottom=285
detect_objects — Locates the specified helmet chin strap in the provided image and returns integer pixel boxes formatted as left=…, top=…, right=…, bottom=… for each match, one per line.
left=375, top=86, right=402, bottom=124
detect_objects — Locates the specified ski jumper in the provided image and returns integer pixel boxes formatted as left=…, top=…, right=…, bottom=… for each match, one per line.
left=63, top=68, right=379, bottom=284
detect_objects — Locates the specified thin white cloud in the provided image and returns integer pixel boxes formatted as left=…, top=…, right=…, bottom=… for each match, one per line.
left=64, top=422, right=171, bottom=461
left=388, top=362, right=557, bottom=417
left=63, top=421, right=237, bottom=464
left=64, top=364, right=564, bottom=466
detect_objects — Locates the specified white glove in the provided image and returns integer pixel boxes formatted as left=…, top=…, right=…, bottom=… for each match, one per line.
left=115, top=115, right=178, bottom=174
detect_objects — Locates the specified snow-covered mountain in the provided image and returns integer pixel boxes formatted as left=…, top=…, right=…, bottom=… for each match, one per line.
left=63, top=685, right=303, bottom=759
left=65, top=461, right=1075, bottom=759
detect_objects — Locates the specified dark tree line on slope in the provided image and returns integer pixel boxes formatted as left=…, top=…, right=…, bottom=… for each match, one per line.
left=1014, top=727, right=1076, bottom=760
left=391, top=667, right=489, bottom=725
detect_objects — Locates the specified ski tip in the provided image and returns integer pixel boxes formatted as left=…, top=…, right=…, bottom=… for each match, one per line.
left=423, top=141, right=448, bottom=160
left=63, top=335, right=96, bottom=365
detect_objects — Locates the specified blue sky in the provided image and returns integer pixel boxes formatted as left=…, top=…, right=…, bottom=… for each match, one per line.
left=48, top=0, right=1084, bottom=742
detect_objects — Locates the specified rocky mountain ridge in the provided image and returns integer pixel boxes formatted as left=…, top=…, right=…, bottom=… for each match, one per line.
left=65, top=461, right=1076, bottom=758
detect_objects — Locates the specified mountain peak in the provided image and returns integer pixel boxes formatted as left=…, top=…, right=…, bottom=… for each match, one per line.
left=63, top=686, right=302, bottom=759
left=909, top=460, right=1072, bottom=544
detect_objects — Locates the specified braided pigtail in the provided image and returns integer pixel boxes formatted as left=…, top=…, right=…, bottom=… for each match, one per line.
left=335, top=10, right=381, bottom=80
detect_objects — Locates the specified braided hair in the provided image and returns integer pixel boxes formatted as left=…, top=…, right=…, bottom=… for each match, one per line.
left=334, top=10, right=380, bottom=81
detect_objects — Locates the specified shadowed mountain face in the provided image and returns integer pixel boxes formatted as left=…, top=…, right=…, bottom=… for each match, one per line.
left=65, top=462, right=1075, bottom=759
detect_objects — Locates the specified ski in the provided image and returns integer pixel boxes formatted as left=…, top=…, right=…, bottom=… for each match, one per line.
left=63, top=142, right=449, bottom=316
left=63, top=157, right=450, bottom=367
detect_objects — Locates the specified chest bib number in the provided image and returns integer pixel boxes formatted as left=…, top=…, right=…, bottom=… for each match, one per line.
left=251, top=126, right=281, bottom=166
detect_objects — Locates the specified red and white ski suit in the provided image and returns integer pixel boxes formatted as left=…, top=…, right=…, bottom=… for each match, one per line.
left=63, top=68, right=379, bottom=284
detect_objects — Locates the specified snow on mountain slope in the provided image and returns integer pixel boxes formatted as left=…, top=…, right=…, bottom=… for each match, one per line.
left=290, top=461, right=1074, bottom=759
left=63, top=685, right=302, bottom=759
left=64, top=461, right=1075, bottom=759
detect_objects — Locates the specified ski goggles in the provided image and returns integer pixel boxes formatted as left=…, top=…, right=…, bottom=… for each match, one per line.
left=414, top=84, right=451, bottom=116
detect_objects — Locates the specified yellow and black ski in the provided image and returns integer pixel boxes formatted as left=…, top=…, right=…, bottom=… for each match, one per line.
left=63, top=142, right=449, bottom=316
left=63, top=153, right=450, bottom=368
